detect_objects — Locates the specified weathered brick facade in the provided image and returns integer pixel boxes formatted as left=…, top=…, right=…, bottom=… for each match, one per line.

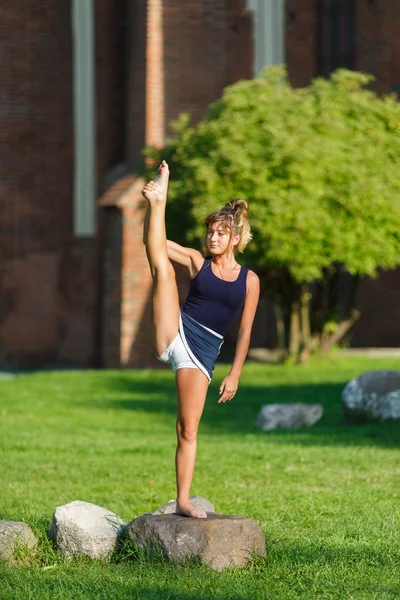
left=356, top=0, right=400, bottom=94
left=0, top=0, right=399, bottom=369
left=286, top=0, right=400, bottom=93
left=285, top=0, right=318, bottom=87
left=0, top=1, right=98, bottom=368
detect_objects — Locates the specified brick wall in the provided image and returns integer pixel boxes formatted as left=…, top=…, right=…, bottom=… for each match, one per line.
left=285, top=0, right=318, bottom=87
left=0, top=1, right=98, bottom=368
left=356, top=0, right=400, bottom=93
left=126, top=0, right=253, bottom=170
left=99, top=176, right=158, bottom=369
left=95, top=0, right=127, bottom=188
left=351, top=269, right=400, bottom=347
left=227, top=0, right=253, bottom=85
left=286, top=0, right=400, bottom=92
left=126, top=0, right=148, bottom=170
left=0, top=1, right=73, bottom=261
left=162, top=0, right=228, bottom=129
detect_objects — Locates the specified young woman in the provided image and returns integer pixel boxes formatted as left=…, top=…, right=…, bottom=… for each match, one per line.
left=142, top=160, right=260, bottom=519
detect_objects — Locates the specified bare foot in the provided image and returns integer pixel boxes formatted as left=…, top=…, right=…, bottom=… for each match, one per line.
left=176, top=501, right=207, bottom=519
left=142, top=160, right=170, bottom=204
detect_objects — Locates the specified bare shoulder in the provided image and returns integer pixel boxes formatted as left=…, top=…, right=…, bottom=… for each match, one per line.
left=189, top=248, right=204, bottom=268
left=241, top=269, right=260, bottom=325
left=189, top=248, right=205, bottom=277
left=246, top=269, right=260, bottom=291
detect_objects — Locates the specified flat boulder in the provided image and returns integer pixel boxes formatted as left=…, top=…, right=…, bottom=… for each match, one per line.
left=0, top=520, right=37, bottom=562
left=256, top=403, right=323, bottom=431
left=342, top=370, right=400, bottom=422
left=48, top=500, right=125, bottom=559
left=151, top=496, right=214, bottom=515
left=127, top=512, right=266, bottom=571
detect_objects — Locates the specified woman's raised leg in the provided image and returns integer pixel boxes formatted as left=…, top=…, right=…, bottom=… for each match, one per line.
left=142, top=161, right=180, bottom=356
left=175, top=368, right=210, bottom=519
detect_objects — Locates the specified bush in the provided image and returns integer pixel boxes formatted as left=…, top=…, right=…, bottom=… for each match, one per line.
left=142, top=67, right=400, bottom=360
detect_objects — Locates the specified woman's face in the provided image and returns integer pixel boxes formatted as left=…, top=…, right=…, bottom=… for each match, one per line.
left=206, top=221, right=239, bottom=256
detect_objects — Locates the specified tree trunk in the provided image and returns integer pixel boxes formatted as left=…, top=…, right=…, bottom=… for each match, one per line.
left=273, top=301, right=286, bottom=351
left=320, top=309, right=361, bottom=357
left=289, top=302, right=300, bottom=360
left=298, top=284, right=311, bottom=362
left=347, top=274, right=360, bottom=314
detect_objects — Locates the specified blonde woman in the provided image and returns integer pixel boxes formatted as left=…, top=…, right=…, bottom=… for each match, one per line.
left=142, top=160, right=260, bottom=519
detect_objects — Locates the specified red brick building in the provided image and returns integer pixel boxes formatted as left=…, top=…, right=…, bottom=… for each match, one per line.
left=1, top=0, right=399, bottom=369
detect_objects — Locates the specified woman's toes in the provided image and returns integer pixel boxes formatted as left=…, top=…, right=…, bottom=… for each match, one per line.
left=194, top=510, right=207, bottom=519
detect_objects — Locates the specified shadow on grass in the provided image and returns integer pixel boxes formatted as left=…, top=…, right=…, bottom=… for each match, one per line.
left=1, top=537, right=398, bottom=600
left=82, top=373, right=400, bottom=450
left=0, top=573, right=252, bottom=600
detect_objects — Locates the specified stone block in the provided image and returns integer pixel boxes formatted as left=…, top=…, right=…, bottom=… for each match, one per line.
left=127, top=512, right=266, bottom=570
left=342, top=371, right=400, bottom=422
left=0, top=521, right=37, bottom=563
left=48, top=500, right=125, bottom=559
left=256, top=403, right=323, bottom=430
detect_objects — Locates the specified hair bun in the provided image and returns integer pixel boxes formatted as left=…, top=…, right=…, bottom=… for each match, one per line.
left=226, top=198, right=248, bottom=217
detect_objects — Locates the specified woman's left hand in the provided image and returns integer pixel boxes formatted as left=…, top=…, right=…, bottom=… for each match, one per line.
left=218, top=373, right=239, bottom=403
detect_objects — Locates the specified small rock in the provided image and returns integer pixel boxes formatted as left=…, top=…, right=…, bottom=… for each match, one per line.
left=256, top=403, right=323, bottom=430
left=0, top=521, right=37, bottom=562
left=127, top=512, right=266, bottom=570
left=342, top=371, right=400, bottom=422
left=151, top=496, right=215, bottom=516
left=0, top=372, right=16, bottom=381
left=48, top=500, right=126, bottom=559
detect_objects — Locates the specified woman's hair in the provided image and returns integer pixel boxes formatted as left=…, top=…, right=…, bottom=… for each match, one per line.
left=203, top=198, right=252, bottom=254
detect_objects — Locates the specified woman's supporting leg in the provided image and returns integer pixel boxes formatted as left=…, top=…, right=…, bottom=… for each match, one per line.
left=175, top=368, right=210, bottom=519
left=142, top=161, right=180, bottom=356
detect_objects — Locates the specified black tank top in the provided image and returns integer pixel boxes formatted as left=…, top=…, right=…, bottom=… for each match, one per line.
left=181, top=258, right=248, bottom=336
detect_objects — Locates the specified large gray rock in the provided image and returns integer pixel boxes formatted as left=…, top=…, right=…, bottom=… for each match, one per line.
left=151, top=496, right=215, bottom=516
left=127, top=513, right=266, bottom=571
left=256, top=403, right=323, bottom=431
left=342, top=371, right=400, bottom=422
left=0, top=521, right=37, bottom=562
left=48, top=500, right=125, bottom=559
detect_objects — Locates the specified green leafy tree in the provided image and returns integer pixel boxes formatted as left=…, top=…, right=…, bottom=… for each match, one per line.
left=143, top=67, right=400, bottom=360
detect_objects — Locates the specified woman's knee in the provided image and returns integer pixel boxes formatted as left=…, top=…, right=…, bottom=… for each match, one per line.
left=176, top=419, right=198, bottom=444
left=151, top=260, right=175, bottom=281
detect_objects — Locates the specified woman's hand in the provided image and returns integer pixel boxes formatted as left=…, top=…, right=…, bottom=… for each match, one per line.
left=218, top=373, right=239, bottom=403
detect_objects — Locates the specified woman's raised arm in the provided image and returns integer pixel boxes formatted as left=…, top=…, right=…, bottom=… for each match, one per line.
left=166, top=240, right=204, bottom=278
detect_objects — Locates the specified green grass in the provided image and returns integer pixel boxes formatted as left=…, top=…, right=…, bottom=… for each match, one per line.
left=0, top=357, right=399, bottom=599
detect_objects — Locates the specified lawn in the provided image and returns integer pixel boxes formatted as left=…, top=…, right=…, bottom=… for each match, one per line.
left=0, top=358, right=399, bottom=599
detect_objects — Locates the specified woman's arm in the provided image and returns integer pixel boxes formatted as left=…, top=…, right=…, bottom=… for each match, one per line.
left=218, top=270, right=260, bottom=403
left=166, top=240, right=204, bottom=278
